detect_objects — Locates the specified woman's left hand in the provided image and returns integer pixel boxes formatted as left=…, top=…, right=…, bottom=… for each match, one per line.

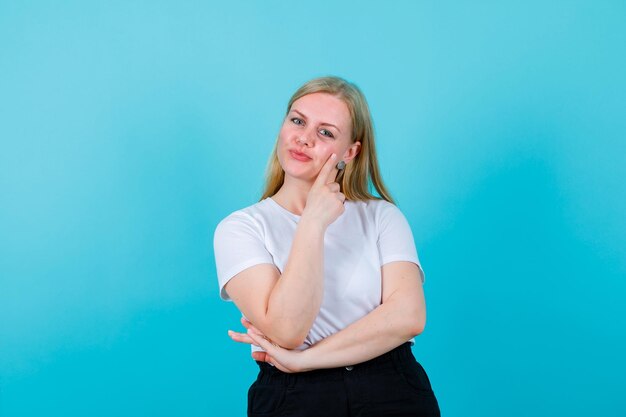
left=228, top=318, right=311, bottom=373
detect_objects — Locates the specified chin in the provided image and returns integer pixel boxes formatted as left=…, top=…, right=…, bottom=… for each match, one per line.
left=282, top=166, right=316, bottom=182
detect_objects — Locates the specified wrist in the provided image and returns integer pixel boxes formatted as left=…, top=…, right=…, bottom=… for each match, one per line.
left=297, top=215, right=327, bottom=235
left=298, top=347, right=317, bottom=372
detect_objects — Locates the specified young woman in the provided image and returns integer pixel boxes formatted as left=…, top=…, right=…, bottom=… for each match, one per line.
left=214, top=76, right=440, bottom=416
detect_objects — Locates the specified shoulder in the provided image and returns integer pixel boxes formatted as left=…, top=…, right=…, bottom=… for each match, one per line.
left=345, top=198, right=394, bottom=210
left=348, top=198, right=403, bottom=219
left=341, top=199, right=409, bottom=233
left=359, top=199, right=414, bottom=237
left=214, top=199, right=273, bottom=238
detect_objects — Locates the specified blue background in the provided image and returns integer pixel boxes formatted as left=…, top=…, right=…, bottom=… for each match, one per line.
left=1, top=1, right=625, bottom=416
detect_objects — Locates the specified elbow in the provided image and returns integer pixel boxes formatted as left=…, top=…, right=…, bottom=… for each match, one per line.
left=278, top=339, right=305, bottom=350
left=406, top=310, right=426, bottom=338
left=263, top=323, right=307, bottom=349
left=253, top=323, right=305, bottom=349
left=271, top=333, right=306, bottom=350
left=260, top=315, right=309, bottom=349
left=408, top=320, right=425, bottom=338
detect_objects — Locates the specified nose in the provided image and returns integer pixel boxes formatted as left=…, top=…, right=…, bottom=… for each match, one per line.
left=296, top=136, right=308, bottom=146
left=295, top=128, right=315, bottom=147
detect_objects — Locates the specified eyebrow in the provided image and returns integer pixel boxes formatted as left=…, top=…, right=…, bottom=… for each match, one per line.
left=291, top=109, right=342, bottom=134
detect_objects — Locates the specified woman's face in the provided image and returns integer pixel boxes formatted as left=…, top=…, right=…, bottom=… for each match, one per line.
left=277, top=92, right=361, bottom=183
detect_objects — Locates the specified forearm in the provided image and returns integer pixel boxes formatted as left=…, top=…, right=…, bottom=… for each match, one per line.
left=300, top=297, right=425, bottom=370
left=265, top=217, right=326, bottom=347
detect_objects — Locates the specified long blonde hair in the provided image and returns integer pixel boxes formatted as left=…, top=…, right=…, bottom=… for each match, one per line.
left=260, top=76, right=395, bottom=204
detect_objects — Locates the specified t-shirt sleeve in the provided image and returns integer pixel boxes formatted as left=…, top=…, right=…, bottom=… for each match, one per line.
left=213, top=212, right=275, bottom=301
left=377, top=202, right=426, bottom=283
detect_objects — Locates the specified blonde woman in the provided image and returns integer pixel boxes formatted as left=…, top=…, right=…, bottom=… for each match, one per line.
left=214, top=76, right=440, bottom=416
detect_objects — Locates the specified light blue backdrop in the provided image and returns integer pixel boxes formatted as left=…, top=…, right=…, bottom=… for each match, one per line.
left=1, top=1, right=625, bottom=416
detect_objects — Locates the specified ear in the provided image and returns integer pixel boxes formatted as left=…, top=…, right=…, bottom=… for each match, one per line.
left=342, top=141, right=361, bottom=163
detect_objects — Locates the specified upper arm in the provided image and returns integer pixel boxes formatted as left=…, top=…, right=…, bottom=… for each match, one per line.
left=376, top=202, right=427, bottom=331
left=214, top=212, right=279, bottom=328
left=223, top=263, right=280, bottom=332
left=376, top=202, right=425, bottom=284
left=381, top=261, right=426, bottom=333
left=381, top=261, right=425, bottom=304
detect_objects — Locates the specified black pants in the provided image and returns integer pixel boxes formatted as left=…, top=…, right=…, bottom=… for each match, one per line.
left=248, top=343, right=441, bottom=417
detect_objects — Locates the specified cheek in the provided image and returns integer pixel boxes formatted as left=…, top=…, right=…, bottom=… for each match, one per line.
left=277, top=127, right=288, bottom=144
left=276, top=132, right=293, bottom=158
left=324, top=143, right=348, bottom=158
left=312, top=143, right=337, bottom=160
left=277, top=120, right=294, bottom=139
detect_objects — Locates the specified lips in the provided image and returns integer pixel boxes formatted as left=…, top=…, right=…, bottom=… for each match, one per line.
left=289, top=150, right=312, bottom=161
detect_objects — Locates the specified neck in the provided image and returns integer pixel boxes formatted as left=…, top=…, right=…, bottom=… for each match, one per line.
left=271, top=176, right=314, bottom=216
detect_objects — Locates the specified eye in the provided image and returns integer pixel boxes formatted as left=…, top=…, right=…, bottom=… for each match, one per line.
left=291, top=117, right=304, bottom=126
left=319, top=129, right=334, bottom=138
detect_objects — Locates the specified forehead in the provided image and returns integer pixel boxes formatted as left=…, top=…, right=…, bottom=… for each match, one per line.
left=290, top=93, right=351, bottom=127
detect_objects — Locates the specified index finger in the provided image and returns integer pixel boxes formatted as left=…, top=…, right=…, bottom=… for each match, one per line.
left=313, top=153, right=339, bottom=187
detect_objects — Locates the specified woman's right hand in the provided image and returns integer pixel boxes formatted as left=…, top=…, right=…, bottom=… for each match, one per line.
left=301, top=153, right=345, bottom=229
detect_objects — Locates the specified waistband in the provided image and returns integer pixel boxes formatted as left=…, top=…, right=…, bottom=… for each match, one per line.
left=256, top=342, right=415, bottom=385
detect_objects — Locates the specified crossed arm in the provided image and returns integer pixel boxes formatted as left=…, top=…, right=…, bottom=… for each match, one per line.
left=223, top=219, right=327, bottom=349
left=228, top=260, right=426, bottom=373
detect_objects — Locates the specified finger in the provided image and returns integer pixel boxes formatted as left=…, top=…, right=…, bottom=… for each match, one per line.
left=313, top=153, right=339, bottom=187
left=266, top=355, right=276, bottom=367
left=228, top=330, right=258, bottom=346
left=238, top=318, right=264, bottom=338
left=255, top=353, right=276, bottom=368
left=327, top=182, right=340, bottom=192
left=241, top=318, right=265, bottom=336
left=247, top=329, right=280, bottom=355
left=259, top=354, right=276, bottom=368
left=247, top=331, right=295, bottom=373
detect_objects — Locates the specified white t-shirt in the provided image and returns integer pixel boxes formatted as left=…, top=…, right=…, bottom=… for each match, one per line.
left=213, top=197, right=425, bottom=351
